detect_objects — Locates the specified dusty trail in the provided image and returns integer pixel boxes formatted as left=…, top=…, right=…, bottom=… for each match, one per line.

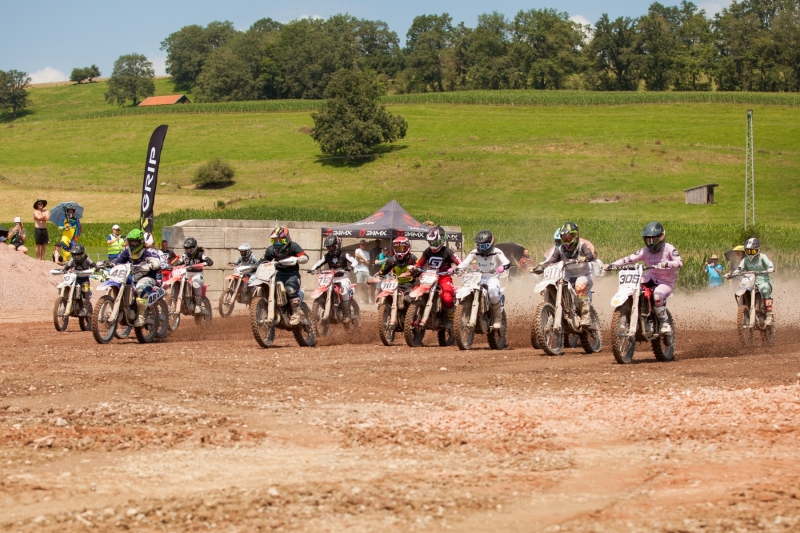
left=1, top=314, right=800, bottom=532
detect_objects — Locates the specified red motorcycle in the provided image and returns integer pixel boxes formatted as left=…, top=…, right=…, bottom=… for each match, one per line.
left=309, top=269, right=360, bottom=336
left=403, top=269, right=455, bottom=347
left=219, top=262, right=257, bottom=318
left=163, top=264, right=212, bottom=331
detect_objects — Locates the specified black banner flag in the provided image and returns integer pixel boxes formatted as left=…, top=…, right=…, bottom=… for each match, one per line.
left=139, top=125, right=169, bottom=234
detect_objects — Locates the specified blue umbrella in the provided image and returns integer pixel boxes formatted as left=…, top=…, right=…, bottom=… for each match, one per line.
left=49, top=202, right=84, bottom=226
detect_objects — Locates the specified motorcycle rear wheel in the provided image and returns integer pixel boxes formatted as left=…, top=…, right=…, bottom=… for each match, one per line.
left=403, top=300, right=427, bottom=347
left=611, top=306, right=635, bottom=364
left=134, top=306, right=158, bottom=344
left=194, top=297, right=212, bottom=327
left=250, top=297, right=276, bottom=348
left=165, top=295, right=181, bottom=332
left=651, top=309, right=675, bottom=362
left=488, top=309, right=507, bottom=350
left=454, top=299, right=474, bottom=351
left=311, top=299, right=330, bottom=337
left=292, top=302, right=316, bottom=347
left=91, top=295, right=117, bottom=344
left=535, top=302, right=563, bottom=356
left=736, top=304, right=753, bottom=346
left=79, top=301, right=93, bottom=331
left=377, top=302, right=395, bottom=346
left=218, top=287, right=236, bottom=318
left=579, top=307, right=603, bottom=354
left=53, top=297, right=69, bottom=332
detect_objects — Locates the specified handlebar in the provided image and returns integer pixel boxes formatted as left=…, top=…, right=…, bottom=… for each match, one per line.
left=605, top=264, right=666, bottom=272
left=725, top=270, right=769, bottom=278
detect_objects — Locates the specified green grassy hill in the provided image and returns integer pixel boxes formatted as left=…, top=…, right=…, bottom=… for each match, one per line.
left=2, top=79, right=799, bottom=288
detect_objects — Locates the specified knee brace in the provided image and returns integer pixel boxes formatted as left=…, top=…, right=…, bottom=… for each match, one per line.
left=191, top=274, right=204, bottom=289
left=765, top=298, right=773, bottom=312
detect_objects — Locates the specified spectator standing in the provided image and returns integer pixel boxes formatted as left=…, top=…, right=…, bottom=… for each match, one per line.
left=704, top=254, right=723, bottom=287
left=33, top=199, right=49, bottom=260
left=353, top=240, right=371, bottom=304
left=160, top=239, right=178, bottom=265
left=106, top=224, right=125, bottom=260
left=8, top=218, right=28, bottom=254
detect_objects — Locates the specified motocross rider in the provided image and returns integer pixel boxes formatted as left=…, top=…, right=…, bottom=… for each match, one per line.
left=533, top=222, right=596, bottom=329
left=62, top=243, right=96, bottom=317
left=176, top=237, right=214, bottom=314
left=457, top=230, right=511, bottom=329
left=259, top=226, right=309, bottom=326
left=309, top=235, right=359, bottom=323
left=730, top=237, right=775, bottom=326
left=114, top=229, right=162, bottom=327
left=233, top=243, right=257, bottom=266
left=413, top=226, right=461, bottom=328
left=374, top=236, right=419, bottom=298
left=606, top=222, right=683, bottom=334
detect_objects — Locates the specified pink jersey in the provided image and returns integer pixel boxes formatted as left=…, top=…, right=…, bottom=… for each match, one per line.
left=611, top=243, right=682, bottom=287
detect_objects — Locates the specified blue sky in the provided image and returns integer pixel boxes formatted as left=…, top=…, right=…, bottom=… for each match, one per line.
left=3, top=0, right=730, bottom=83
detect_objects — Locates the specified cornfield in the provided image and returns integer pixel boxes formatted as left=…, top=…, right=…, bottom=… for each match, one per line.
left=16, top=207, right=797, bottom=292
left=38, top=90, right=800, bottom=123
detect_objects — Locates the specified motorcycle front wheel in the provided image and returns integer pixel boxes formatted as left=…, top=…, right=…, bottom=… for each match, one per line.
left=165, top=295, right=181, bottom=332
left=155, top=300, right=170, bottom=339
left=250, top=297, right=276, bottom=348
left=651, top=309, right=675, bottom=362
left=53, top=297, right=69, bottom=332
left=91, top=295, right=117, bottom=344
left=535, top=302, right=563, bottom=356
left=377, top=302, right=395, bottom=346
left=292, top=302, right=317, bottom=347
left=403, top=300, right=427, bottom=347
left=311, top=298, right=330, bottom=337
left=736, top=304, right=753, bottom=346
left=218, top=286, right=236, bottom=318
left=454, top=298, right=474, bottom=351
left=611, top=306, right=635, bottom=364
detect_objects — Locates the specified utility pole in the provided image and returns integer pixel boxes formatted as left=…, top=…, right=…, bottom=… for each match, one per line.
left=744, top=110, right=755, bottom=230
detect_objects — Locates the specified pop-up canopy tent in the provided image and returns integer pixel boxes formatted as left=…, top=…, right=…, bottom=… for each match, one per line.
left=321, top=200, right=462, bottom=243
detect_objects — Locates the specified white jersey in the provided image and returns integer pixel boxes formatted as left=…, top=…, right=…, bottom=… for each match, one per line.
left=460, top=247, right=511, bottom=273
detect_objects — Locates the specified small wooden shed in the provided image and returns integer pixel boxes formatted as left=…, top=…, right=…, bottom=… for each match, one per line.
left=684, top=183, right=718, bottom=204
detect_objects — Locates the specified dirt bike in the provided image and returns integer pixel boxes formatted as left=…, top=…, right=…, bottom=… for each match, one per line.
left=531, top=260, right=602, bottom=356
left=607, top=264, right=675, bottom=364
left=370, top=273, right=413, bottom=346
left=219, top=262, right=257, bottom=318
left=453, top=270, right=507, bottom=350
left=163, top=264, right=212, bottom=331
left=51, top=267, right=95, bottom=332
left=91, top=263, right=167, bottom=344
left=726, top=270, right=775, bottom=346
left=403, top=269, right=455, bottom=347
left=308, top=269, right=360, bottom=337
left=248, top=261, right=316, bottom=348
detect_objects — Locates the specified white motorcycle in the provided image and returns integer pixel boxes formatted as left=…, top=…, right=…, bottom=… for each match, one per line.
left=248, top=262, right=316, bottom=348
left=726, top=270, right=775, bottom=346
left=453, top=270, right=507, bottom=351
left=51, top=268, right=95, bottom=332
left=607, top=264, right=675, bottom=364
left=531, top=260, right=602, bottom=356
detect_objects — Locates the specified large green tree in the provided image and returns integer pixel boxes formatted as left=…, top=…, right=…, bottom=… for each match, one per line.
left=586, top=14, right=641, bottom=90
left=404, top=13, right=455, bottom=92
left=311, top=68, right=407, bottom=157
left=104, top=54, right=155, bottom=106
left=160, top=21, right=237, bottom=88
left=0, top=70, right=32, bottom=118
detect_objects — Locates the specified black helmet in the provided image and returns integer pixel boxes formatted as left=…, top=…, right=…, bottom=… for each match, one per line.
left=642, top=222, right=665, bottom=253
left=183, top=237, right=198, bottom=256
left=323, top=235, right=341, bottom=254
left=559, top=222, right=580, bottom=252
left=744, top=237, right=760, bottom=258
left=70, top=243, right=86, bottom=262
left=426, top=226, right=447, bottom=252
left=475, top=230, right=494, bottom=256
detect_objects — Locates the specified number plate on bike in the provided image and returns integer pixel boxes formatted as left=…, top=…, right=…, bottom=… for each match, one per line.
left=256, top=263, right=275, bottom=281
left=319, top=273, right=333, bottom=286
left=462, top=272, right=481, bottom=287
left=172, top=266, right=186, bottom=278
left=420, top=272, right=438, bottom=285
left=543, top=264, right=562, bottom=280
left=109, top=265, right=129, bottom=282
left=617, top=271, right=640, bottom=288
left=63, top=272, right=77, bottom=283
left=381, top=279, right=398, bottom=291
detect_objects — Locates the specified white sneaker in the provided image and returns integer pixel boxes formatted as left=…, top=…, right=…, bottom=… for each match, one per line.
left=765, top=313, right=773, bottom=327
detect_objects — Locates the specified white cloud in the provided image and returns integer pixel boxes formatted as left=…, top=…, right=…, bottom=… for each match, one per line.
left=570, top=14, right=592, bottom=28
left=150, top=56, right=167, bottom=77
left=299, top=14, right=323, bottom=20
left=29, top=66, right=67, bottom=84
left=699, top=1, right=731, bottom=15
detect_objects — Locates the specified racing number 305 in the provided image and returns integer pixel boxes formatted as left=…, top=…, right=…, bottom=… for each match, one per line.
left=620, top=274, right=640, bottom=285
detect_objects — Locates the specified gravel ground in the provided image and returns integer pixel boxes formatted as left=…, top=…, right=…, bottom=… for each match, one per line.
left=1, top=310, right=799, bottom=532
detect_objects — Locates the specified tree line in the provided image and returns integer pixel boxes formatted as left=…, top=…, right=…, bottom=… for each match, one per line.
left=160, top=0, right=800, bottom=102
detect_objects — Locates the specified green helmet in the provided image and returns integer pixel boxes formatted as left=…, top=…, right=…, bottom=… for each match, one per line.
left=127, top=229, right=145, bottom=259
left=559, top=222, right=580, bottom=252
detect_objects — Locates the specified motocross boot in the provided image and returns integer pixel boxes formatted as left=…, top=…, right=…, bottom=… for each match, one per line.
left=289, top=298, right=301, bottom=326
left=765, top=312, right=774, bottom=327
left=193, top=286, right=203, bottom=314
left=133, top=298, right=147, bottom=327
left=490, top=302, right=503, bottom=329
left=654, top=306, right=672, bottom=334
left=445, top=308, right=455, bottom=329
left=340, top=300, right=352, bottom=324
left=578, top=298, right=593, bottom=329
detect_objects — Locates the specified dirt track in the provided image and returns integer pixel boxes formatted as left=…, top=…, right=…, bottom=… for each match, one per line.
left=2, top=309, right=800, bottom=532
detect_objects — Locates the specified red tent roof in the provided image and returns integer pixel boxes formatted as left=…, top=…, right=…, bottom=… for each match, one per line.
left=138, top=95, right=189, bottom=106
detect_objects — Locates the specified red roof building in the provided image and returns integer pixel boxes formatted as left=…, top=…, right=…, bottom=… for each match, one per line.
left=138, top=95, right=190, bottom=106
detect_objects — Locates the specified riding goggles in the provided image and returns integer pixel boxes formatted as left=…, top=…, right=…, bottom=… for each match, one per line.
left=393, top=243, right=409, bottom=254
left=184, top=247, right=195, bottom=255
left=561, top=233, right=577, bottom=244
left=477, top=242, right=492, bottom=252
left=643, top=236, right=661, bottom=245
left=745, top=248, right=759, bottom=256
left=272, top=238, right=288, bottom=246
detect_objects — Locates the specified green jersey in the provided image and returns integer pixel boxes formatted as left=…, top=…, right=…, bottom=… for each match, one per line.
left=738, top=253, right=773, bottom=284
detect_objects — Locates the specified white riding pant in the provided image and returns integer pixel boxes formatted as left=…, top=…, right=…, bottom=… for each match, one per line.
left=482, top=274, right=503, bottom=305
left=335, top=276, right=351, bottom=301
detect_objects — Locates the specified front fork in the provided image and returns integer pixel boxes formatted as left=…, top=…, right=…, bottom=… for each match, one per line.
left=553, top=280, right=564, bottom=332
left=63, top=284, right=76, bottom=316
left=323, top=283, right=334, bottom=321
left=628, top=288, right=641, bottom=339
left=390, top=288, right=399, bottom=327
left=469, top=289, right=480, bottom=327
left=419, top=282, right=438, bottom=327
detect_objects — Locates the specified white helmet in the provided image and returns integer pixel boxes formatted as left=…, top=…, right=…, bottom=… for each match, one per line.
left=238, top=243, right=253, bottom=261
